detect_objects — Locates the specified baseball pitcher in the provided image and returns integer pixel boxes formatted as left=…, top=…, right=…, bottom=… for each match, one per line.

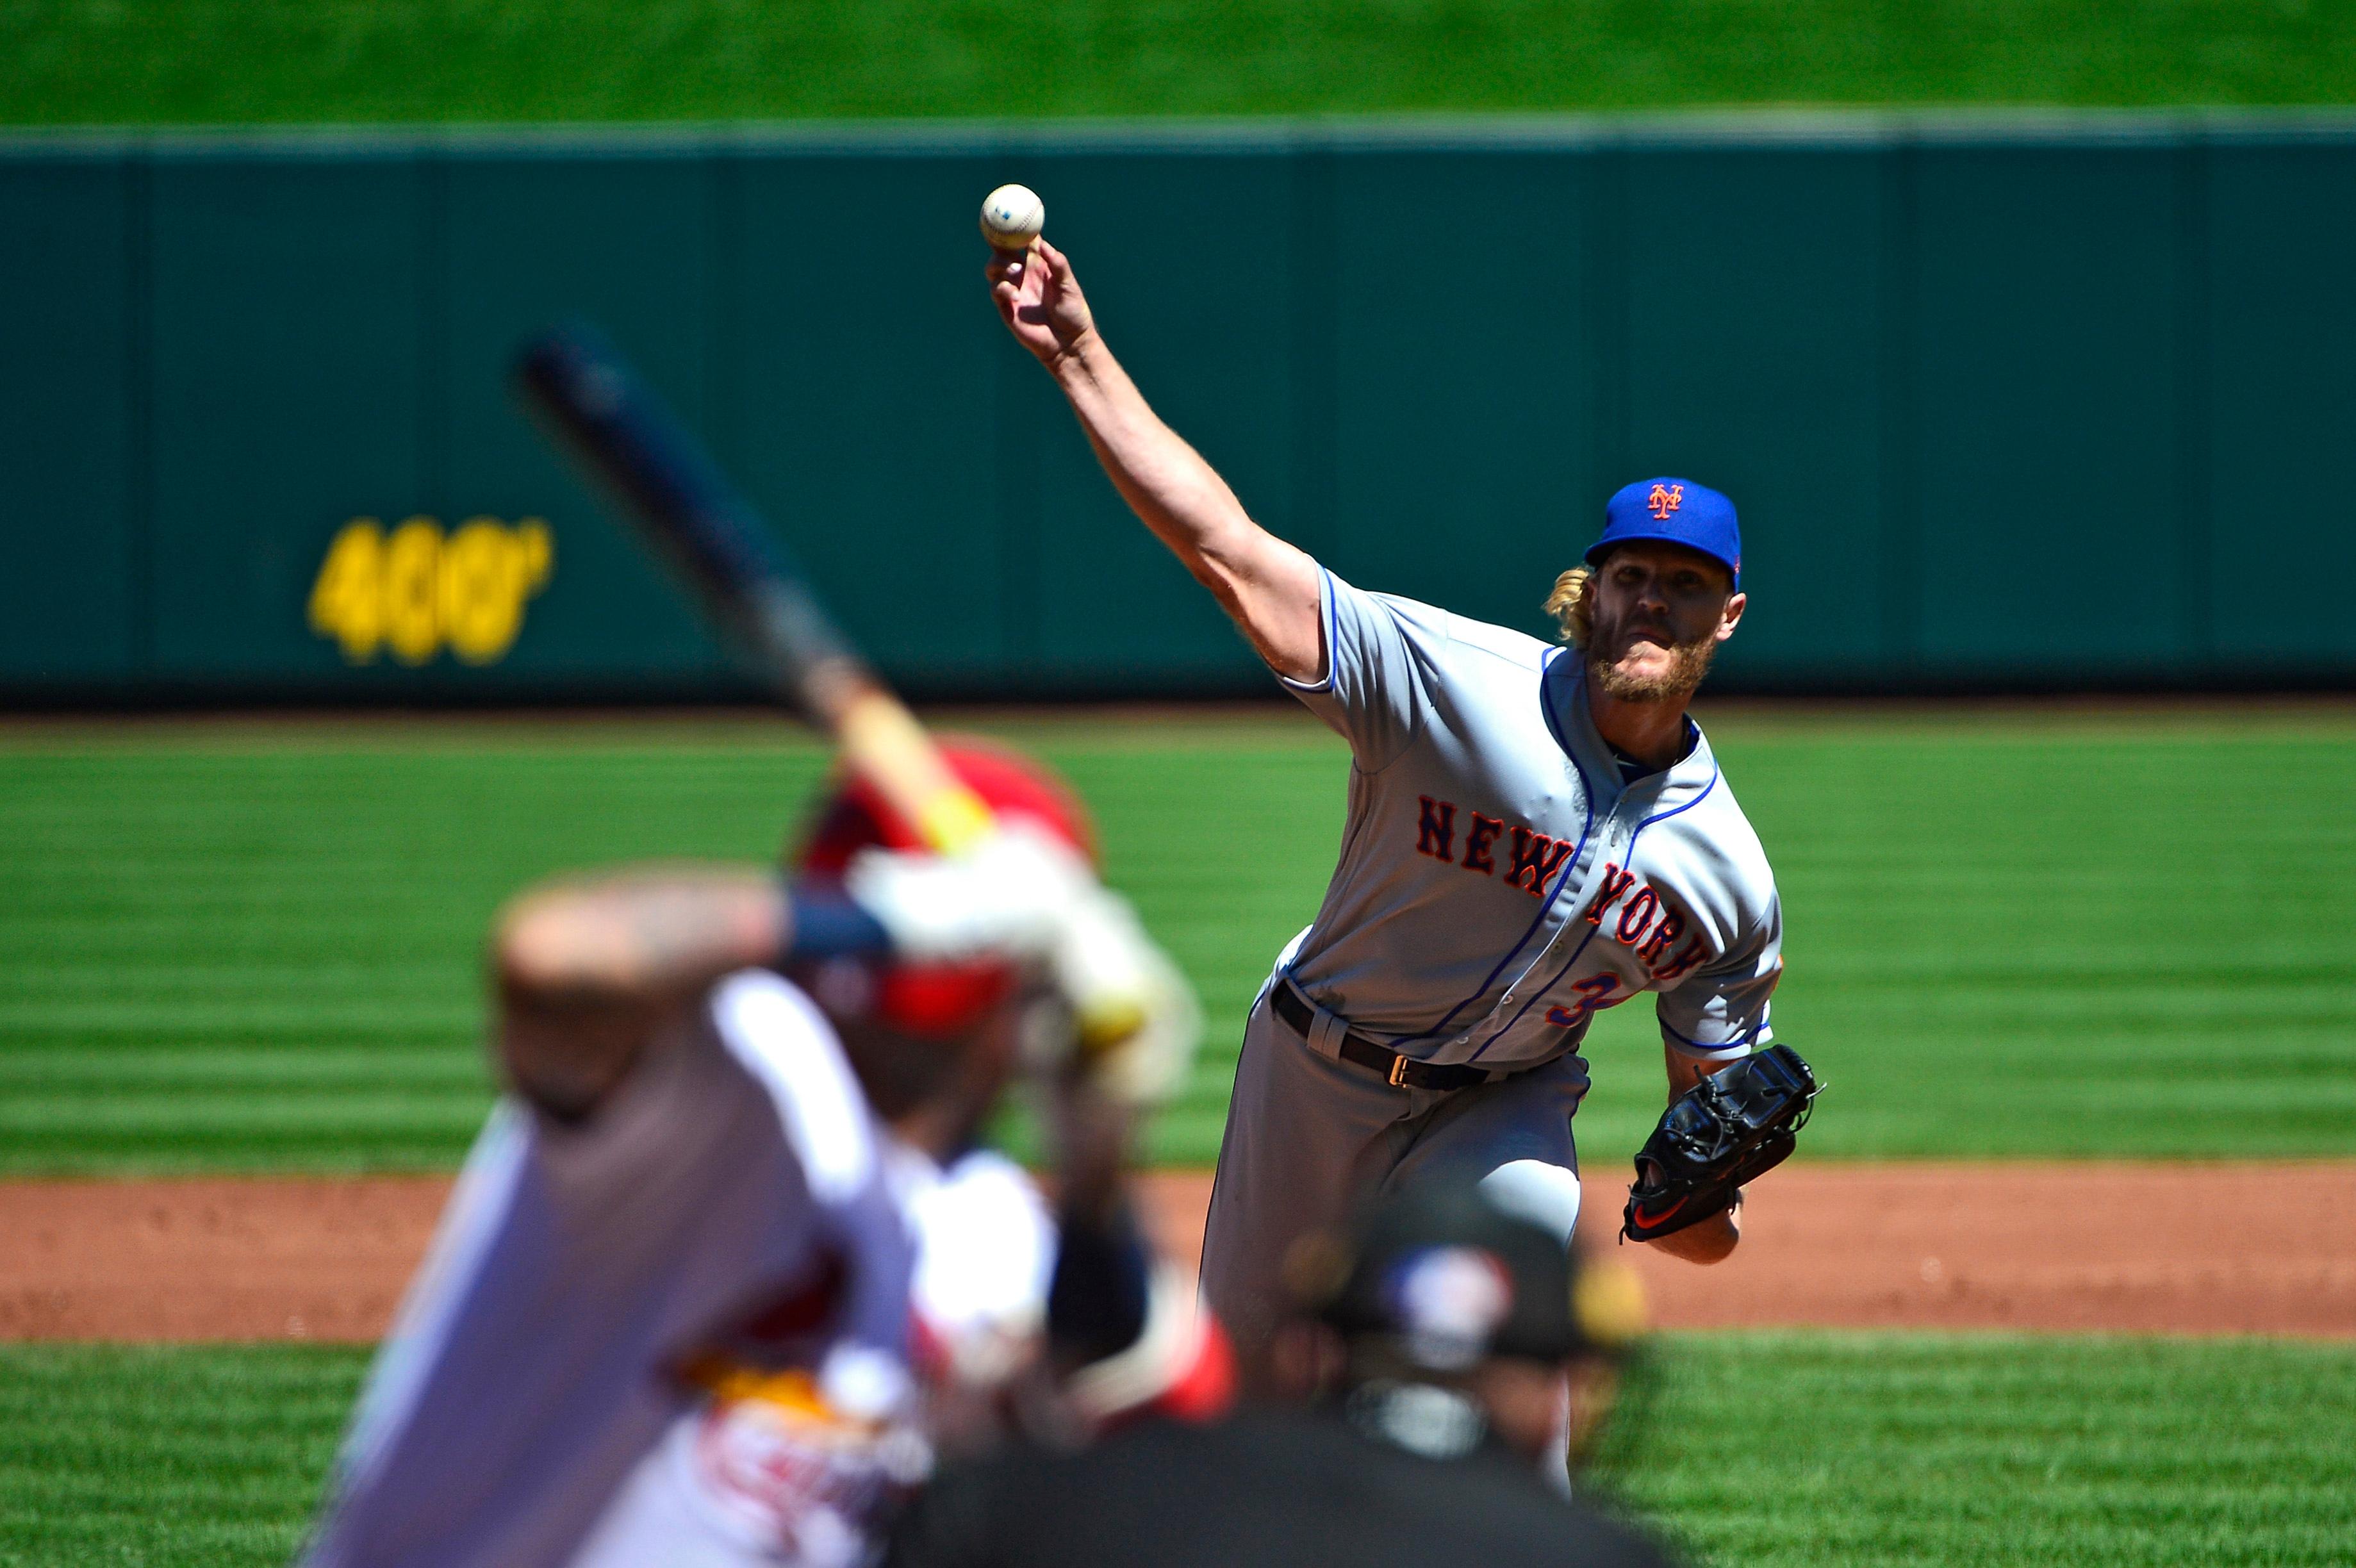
left=987, top=240, right=1801, bottom=1369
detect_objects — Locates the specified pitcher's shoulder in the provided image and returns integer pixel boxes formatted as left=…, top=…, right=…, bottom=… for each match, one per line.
left=1363, top=592, right=1555, bottom=674
left=1665, top=759, right=1779, bottom=909
left=1700, top=771, right=1772, bottom=856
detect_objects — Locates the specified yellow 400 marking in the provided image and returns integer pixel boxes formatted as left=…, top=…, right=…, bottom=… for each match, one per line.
left=308, top=516, right=553, bottom=666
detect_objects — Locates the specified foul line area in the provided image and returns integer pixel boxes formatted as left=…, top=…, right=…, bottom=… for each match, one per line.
left=3, top=1163, right=2352, bottom=1343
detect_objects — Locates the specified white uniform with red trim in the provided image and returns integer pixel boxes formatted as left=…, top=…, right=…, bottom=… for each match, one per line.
left=1201, top=567, right=1783, bottom=1353
left=305, top=966, right=1214, bottom=1568
left=302, top=970, right=921, bottom=1568
left=561, top=1146, right=1059, bottom=1568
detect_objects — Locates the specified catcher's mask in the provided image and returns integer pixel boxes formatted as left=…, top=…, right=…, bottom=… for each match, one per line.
left=793, top=738, right=1099, bottom=1039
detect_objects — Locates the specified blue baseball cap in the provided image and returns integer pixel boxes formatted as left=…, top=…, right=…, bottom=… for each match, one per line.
left=1585, top=479, right=1741, bottom=588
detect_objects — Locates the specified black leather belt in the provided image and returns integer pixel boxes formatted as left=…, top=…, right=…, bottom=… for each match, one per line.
left=1271, top=978, right=1493, bottom=1093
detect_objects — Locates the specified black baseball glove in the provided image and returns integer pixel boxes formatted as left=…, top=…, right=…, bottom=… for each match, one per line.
left=1621, top=1043, right=1820, bottom=1243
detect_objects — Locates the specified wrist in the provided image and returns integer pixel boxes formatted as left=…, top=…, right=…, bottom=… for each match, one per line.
left=1044, top=327, right=1106, bottom=384
left=775, top=882, right=893, bottom=965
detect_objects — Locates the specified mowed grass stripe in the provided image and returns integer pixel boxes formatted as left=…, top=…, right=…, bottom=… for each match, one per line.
left=0, top=1045, right=478, bottom=1087
left=3, top=1335, right=2350, bottom=1567
left=1599, top=1333, right=2356, bottom=1567
left=2, top=713, right=2352, bottom=1173
left=0, top=1344, right=359, bottom=1567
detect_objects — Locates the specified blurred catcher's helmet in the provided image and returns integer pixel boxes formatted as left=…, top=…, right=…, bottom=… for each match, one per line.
left=1291, top=1182, right=1648, bottom=1371
left=795, top=738, right=1099, bottom=1038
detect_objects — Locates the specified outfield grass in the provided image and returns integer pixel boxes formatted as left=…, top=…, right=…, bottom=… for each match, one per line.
left=1, top=707, right=2351, bottom=1175
left=5, top=0, right=2356, bottom=124
left=1594, top=1332, right=2356, bottom=1567
left=0, top=1344, right=359, bottom=1568
left=4, top=1333, right=2350, bottom=1567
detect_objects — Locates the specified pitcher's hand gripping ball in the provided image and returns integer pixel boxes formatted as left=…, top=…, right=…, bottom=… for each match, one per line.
left=1622, top=1044, right=1820, bottom=1242
left=980, top=184, right=1046, bottom=252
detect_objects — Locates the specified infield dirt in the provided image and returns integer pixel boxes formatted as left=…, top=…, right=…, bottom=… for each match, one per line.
left=4, top=1163, right=2351, bottom=1342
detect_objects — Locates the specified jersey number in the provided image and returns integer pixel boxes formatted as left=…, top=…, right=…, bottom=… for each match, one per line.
left=1546, top=975, right=1623, bottom=1029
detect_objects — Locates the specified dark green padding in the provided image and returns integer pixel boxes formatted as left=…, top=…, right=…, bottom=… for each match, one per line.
left=5, top=123, right=2356, bottom=699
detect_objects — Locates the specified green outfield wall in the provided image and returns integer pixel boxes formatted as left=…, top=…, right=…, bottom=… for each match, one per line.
left=4, top=117, right=2353, bottom=702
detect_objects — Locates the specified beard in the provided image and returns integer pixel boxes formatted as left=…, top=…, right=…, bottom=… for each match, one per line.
left=1586, top=623, right=1720, bottom=704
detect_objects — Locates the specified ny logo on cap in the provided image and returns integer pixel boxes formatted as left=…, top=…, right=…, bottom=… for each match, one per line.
left=1647, top=483, right=1685, bottom=520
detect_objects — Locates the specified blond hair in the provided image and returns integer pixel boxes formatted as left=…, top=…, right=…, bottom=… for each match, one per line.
left=1544, top=565, right=1595, bottom=648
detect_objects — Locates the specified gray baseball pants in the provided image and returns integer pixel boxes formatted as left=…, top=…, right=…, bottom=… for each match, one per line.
left=1198, top=981, right=1590, bottom=1370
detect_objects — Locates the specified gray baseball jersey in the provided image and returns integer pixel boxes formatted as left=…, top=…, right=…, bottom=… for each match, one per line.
left=1279, top=566, right=1782, bottom=1072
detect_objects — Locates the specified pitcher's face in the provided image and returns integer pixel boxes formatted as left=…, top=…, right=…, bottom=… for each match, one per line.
left=1583, top=542, right=1743, bottom=704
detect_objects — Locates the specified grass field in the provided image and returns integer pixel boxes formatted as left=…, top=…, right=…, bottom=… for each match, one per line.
left=6, top=1333, right=2351, bottom=1567
left=0, top=1345, right=359, bottom=1568
left=2, top=706, right=2352, bottom=1176
left=1597, top=1332, right=2356, bottom=1566
left=6, top=0, right=2356, bottom=124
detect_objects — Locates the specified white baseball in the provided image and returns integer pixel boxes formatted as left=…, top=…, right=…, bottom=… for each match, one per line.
left=979, top=183, right=1045, bottom=252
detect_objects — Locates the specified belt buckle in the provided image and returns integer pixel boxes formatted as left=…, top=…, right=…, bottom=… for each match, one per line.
left=1387, top=1053, right=1410, bottom=1089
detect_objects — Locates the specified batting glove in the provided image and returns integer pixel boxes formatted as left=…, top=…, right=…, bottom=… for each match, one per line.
left=1043, top=887, right=1202, bottom=1109
left=841, top=821, right=1094, bottom=966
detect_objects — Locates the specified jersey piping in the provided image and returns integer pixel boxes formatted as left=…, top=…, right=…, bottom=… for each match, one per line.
left=1659, top=1011, right=1768, bottom=1055
left=1278, top=567, right=1342, bottom=695
left=1281, top=566, right=1428, bottom=776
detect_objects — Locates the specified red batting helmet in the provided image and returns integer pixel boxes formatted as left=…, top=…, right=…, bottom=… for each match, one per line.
left=795, top=738, right=1099, bottom=1038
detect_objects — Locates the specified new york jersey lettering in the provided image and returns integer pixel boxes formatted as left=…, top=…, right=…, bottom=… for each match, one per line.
left=1504, top=827, right=1573, bottom=896
left=1614, top=886, right=1660, bottom=945
left=1635, top=908, right=1685, bottom=965
left=1462, top=813, right=1507, bottom=876
left=1652, top=934, right=1710, bottom=984
left=1580, top=863, right=1636, bottom=924
left=1415, top=796, right=1456, bottom=862
left=1276, top=568, right=1781, bottom=1071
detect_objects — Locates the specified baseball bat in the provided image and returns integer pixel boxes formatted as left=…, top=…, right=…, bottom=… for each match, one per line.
left=513, top=325, right=995, bottom=855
